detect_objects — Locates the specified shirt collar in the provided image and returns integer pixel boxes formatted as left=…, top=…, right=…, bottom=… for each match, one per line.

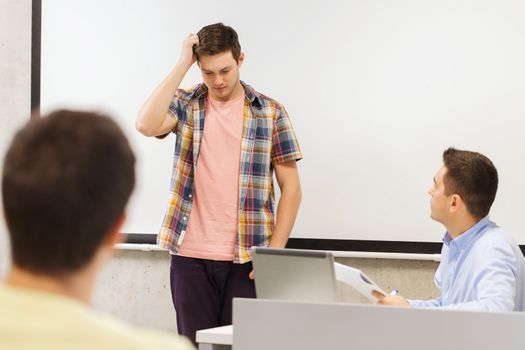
left=241, top=81, right=260, bottom=105
left=193, top=81, right=262, bottom=106
left=442, top=215, right=491, bottom=249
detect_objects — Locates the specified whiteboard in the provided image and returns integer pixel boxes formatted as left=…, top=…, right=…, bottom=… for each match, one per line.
left=40, top=0, right=525, bottom=243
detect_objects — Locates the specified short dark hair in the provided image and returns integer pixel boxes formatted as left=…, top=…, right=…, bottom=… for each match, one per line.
left=194, top=22, right=241, bottom=62
left=442, top=147, right=498, bottom=219
left=2, top=110, right=135, bottom=276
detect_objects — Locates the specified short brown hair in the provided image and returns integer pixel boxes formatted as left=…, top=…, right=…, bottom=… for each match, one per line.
left=2, top=110, right=135, bottom=276
left=442, top=147, right=498, bottom=219
left=194, top=22, right=241, bottom=62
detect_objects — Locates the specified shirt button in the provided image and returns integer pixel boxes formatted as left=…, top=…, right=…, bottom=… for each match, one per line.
left=189, top=194, right=192, bottom=198
left=183, top=217, right=187, bottom=221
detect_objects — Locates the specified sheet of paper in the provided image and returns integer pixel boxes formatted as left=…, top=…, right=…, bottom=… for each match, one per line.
left=334, top=262, right=387, bottom=302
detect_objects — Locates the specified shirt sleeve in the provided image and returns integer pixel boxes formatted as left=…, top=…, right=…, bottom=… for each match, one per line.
left=168, top=88, right=193, bottom=123
left=155, top=88, right=193, bottom=139
left=409, top=297, right=443, bottom=308
left=271, top=106, right=302, bottom=164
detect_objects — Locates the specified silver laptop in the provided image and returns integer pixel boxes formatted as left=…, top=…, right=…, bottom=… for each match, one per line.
left=251, top=247, right=339, bottom=303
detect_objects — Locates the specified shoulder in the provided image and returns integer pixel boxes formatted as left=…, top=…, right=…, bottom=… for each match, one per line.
left=79, top=309, right=194, bottom=350
left=174, top=83, right=207, bottom=103
left=0, top=289, right=194, bottom=350
left=243, top=82, right=286, bottom=114
left=256, top=91, right=284, bottom=108
left=471, top=223, right=521, bottom=262
left=477, top=223, right=516, bottom=248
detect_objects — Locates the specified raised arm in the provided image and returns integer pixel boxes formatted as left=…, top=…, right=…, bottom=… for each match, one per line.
left=135, top=34, right=199, bottom=137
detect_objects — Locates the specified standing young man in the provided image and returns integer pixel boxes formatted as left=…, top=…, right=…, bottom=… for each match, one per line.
left=136, top=23, right=302, bottom=343
left=375, top=147, right=525, bottom=311
left=0, top=110, right=194, bottom=350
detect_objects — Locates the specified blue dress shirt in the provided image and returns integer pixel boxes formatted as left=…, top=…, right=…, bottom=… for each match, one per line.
left=410, top=216, right=525, bottom=312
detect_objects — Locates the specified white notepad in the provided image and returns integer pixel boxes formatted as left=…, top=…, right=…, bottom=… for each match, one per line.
left=334, top=262, right=387, bottom=302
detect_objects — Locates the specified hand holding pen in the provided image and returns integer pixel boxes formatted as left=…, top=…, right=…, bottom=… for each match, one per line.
left=372, top=289, right=410, bottom=307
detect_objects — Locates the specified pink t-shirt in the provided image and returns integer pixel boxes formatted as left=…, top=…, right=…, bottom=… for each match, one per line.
left=177, top=93, right=245, bottom=261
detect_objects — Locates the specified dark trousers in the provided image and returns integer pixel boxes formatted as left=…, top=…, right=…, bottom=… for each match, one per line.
left=170, top=255, right=256, bottom=345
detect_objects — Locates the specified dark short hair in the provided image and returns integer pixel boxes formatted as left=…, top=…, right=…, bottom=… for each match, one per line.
left=195, top=22, right=241, bottom=62
left=2, top=110, right=135, bottom=276
left=442, top=147, right=498, bottom=219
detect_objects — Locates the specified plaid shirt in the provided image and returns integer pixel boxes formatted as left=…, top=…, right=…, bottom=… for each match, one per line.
left=157, top=81, right=302, bottom=263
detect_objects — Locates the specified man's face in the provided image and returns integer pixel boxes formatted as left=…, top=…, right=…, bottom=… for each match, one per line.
left=428, top=165, right=453, bottom=224
left=198, top=50, right=244, bottom=101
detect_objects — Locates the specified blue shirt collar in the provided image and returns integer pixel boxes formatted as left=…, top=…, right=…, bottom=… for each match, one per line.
left=443, top=216, right=491, bottom=249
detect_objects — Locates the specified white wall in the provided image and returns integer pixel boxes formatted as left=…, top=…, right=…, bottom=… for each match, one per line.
left=92, top=250, right=178, bottom=331
left=0, top=0, right=440, bottom=332
left=40, top=0, right=525, bottom=244
left=93, top=250, right=439, bottom=331
left=0, top=0, right=32, bottom=278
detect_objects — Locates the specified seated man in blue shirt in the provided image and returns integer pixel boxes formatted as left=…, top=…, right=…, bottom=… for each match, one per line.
left=375, top=147, right=525, bottom=312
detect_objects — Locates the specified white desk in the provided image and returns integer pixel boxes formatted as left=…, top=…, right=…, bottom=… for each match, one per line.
left=234, top=298, right=525, bottom=350
left=196, top=325, right=233, bottom=350
left=197, top=299, right=525, bottom=349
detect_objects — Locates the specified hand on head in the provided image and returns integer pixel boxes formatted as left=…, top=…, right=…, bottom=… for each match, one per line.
left=178, top=33, right=199, bottom=68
